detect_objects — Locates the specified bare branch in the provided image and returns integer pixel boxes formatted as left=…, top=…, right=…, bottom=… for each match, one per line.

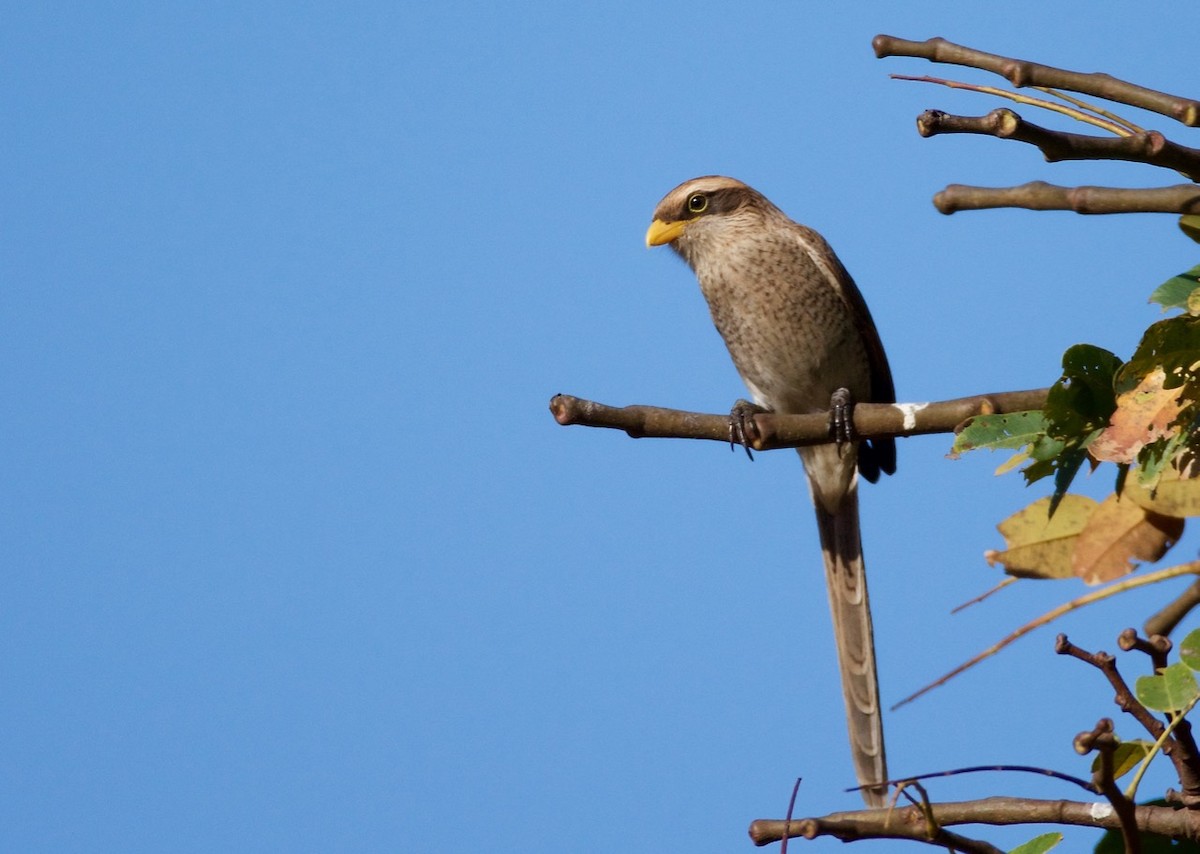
left=873, top=34, right=1200, bottom=126
left=934, top=182, right=1200, bottom=215
left=752, top=807, right=1005, bottom=852
left=548, top=388, right=1049, bottom=449
left=1055, top=636, right=1168, bottom=742
left=1057, top=634, right=1200, bottom=806
left=1117, top=628, right=1172, bottom=672
left=918, top=109, right=1200, bottom=181
left=899, top=76, right=1131, bottom=135
left=1076, top=719, right=1141, bottom=854
left=749, top=796, right=1200, bottom=847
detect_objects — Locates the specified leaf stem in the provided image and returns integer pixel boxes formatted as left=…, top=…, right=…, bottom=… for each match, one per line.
left=1125, top=693, right=1200, bottom=801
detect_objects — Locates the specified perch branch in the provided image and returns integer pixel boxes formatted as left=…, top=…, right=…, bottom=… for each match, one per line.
left=749, top=796, right=1200, bottom=847
left=873, top=34, right=1200, bottom=126
left=918, top=109, right=1200, bottom=181
left=549, top=388, right=1049, bottom=450
left=933, top=182, right=1200, bottom=215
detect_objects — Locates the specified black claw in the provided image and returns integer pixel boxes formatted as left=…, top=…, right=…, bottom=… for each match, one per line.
left=728, top=399, right=767, bottom=461
left=728, top=419, right=753, bottom=460
left=829, top=387, right=856, bottom=454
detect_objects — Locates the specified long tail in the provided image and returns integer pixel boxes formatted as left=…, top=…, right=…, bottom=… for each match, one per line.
left=812, top=482, right=888, bottom=807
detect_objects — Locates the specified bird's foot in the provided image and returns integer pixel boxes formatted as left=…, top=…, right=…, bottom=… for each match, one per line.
left=829, top=387, right=856, bottom=456
left=729, top=399, right=768, bottom=460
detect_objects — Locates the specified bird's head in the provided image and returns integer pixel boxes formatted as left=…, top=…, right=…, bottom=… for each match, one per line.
left=645, top=176, right=780, bottom=258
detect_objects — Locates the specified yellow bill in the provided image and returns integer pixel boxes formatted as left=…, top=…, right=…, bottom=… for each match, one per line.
left=645, top=218, right=688, bottom=247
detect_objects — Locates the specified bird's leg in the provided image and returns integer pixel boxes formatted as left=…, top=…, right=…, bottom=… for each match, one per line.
left=729, top=399, right=769, bottom=460
left=829, top=387, right=856, bottom=456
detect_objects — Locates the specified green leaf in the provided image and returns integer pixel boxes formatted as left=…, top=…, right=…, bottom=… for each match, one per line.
left=1009, top=832, right=1062, bottom=854
left=1092, top=739, right=1153, bottom=779
left=1050, top=448, right=1090, bottom=516
left=951, top=410, right=1047, bottom=457
left=1149, top=264, right=1200, bottom=311
left=1003, top=345, right=1122, bottom=500
left=1046, top=344, right=1121, bottom=438
left=1180, top=216, right=1200, bottom=244
left=1137, top=429, right=1191, bottom=488
left=1114, top=463, right=1130, bottom=497
left=1180, top=628, right=1200, bottom=671
left=1021, top=433, right=1066, bottom=486
left=1136, top=661, right=1200, bottom=712
left=1118, top=315, right=1200, bottom=393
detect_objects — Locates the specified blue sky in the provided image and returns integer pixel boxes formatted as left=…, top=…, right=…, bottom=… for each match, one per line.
left=4, top=4, right=1200, bottom=852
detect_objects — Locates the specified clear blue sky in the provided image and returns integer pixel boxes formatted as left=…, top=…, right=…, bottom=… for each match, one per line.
left=4, top=4, right=1199, bottom=852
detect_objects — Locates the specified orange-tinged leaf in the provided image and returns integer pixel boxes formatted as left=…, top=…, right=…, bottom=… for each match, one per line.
left=1071, top=493, right=1184, bottom=584
left=1089, top=368, right=1184, bottom=464
left=985, top=495, right=1098, bottom=579
left=1124, top=466, right=1200, bottom=517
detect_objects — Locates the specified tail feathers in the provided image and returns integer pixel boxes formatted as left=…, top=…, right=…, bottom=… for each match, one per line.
left=813, top=483, right=888, bottom=808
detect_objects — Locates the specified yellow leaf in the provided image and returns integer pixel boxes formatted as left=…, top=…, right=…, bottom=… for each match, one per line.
left=994, top=447, right=1030, bottom=476
left=1089, top=368, right=1184, bottom=464
left=1181, top=214, right=1200, bottom=244
left=1093, top=740, right=1153, bottom=779
left=986, top=495, right=1097, bottom=579
left=1124, top=466, right=1200, bottom=517
left=1071, top=493, right=1184, bottom=584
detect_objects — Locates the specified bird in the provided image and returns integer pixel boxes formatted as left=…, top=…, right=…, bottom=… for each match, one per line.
left=645, top=176, right=896, bottom=807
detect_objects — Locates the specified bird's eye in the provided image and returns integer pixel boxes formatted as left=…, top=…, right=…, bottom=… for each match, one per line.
left=687, top=193, right=708, bottom=214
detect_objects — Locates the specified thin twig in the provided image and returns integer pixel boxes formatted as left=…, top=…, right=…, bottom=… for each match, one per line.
left=894, top=74, right=1129, bottom=135
left=951, top=576, right=1018, bottom=615
left=893, top=561, right=1200, bottom=710
left=866, top=764, right=1096, bottom=796
left=1035, top=87, right=1145, bottom=134
left=1127, top=693, right=1200, bottom=802
left=780, top=778, right=801, bottom=854
left=873, top=34, right=1200, bottom=126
